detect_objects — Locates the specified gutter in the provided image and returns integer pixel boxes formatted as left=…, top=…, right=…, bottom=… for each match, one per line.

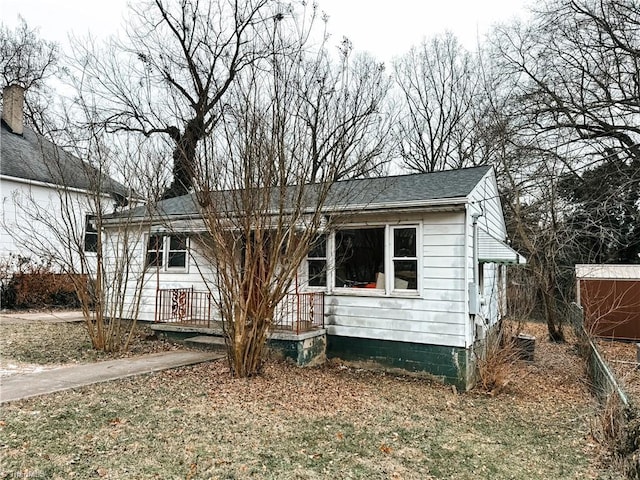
left=101, top=196, right=470, bottom=227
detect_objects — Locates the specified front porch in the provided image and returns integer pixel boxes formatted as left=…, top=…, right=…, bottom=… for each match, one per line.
left=155, top=288, right=325, bottom=334
left=152, top=288, right=326, bottom=366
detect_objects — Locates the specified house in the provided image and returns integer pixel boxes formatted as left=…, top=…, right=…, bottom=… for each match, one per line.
left=1, top=84, right=126, bottom=276
left=103, top=165, right=525, bottom=389
left=576, top=264, right=640, bottom=341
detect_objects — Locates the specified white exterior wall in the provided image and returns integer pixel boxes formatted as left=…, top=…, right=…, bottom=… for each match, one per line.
left=465, top=169, right=509, bottom=345
left=323, top=210, right=469, bottom=348
left=110, top=230, right=218, bottom=322
left=1, top=176, right=101, bottom=274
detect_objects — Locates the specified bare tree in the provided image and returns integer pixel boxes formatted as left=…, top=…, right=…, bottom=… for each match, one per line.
left=72, top=0, right=284, bottom=199
left=296, top=39, right=394, bottom=182
left=4, top=88, right=152, bottom=351
left=186, top=12, right=382, bottom=377
left=393, top=32, right=479, bottom=173
left=479, top=0, right=640, bottom=340
left=0, top=17, right=59, bottom=134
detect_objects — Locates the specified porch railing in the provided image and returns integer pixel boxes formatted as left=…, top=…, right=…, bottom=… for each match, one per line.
left=273, top=292, right=325, bottom=334
left=155, top=288, right=324, bottom=334
left=155, top=287, right=213, bottom=328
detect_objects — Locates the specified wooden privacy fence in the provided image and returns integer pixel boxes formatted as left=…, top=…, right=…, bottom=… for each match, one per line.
left=155, top=288, right=324, bottom=333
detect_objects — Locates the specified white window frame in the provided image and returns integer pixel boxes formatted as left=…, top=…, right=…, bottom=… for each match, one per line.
left=83, top=214, right=98, bottom=254
left=145, top=233, right=189, bottom=273
left=389, top=225, right=420, bottom=293
left=305, top=233, right=328, bottom=289
left=319, top=222, right=421, bottom=297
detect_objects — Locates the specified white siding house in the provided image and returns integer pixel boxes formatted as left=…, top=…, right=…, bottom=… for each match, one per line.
left=1, top=85, right=125, bottom=279
left=104, top=165, right=525, bottom=389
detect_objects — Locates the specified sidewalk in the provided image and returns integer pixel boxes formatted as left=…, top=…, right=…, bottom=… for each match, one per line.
left=0, top=350, right=223, bottom=404
left=0, top=310, right=85, bottom=325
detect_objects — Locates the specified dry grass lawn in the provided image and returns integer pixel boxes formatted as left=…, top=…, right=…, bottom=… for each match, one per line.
left=0, top=319, right=626, bottom=479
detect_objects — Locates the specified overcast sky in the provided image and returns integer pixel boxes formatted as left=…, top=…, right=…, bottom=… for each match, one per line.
left=3, top=0, right=529, bottom=63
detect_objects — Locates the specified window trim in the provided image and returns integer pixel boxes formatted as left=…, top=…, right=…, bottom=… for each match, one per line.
left=390, top=225, right=419, bottom=293
left=303, top=222, right=421, bottom=297
left=145, top=233, right=189, bottom=273
left=83, top=214, right=98, bottom=254
left=306, top=234, right=328, bottom=288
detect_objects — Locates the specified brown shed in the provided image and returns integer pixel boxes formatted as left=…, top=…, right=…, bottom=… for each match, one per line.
left=576, top=264, right=640, bottom=341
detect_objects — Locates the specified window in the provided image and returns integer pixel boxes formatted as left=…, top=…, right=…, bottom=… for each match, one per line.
left=168, top=235, right=188, bottom=268
left=84, top=215, right=98, bottom=253
left=392, top=227, right=417, bottom=290
left=307, top=235, right=327, bottom=287
left=335, top=228, right=385, bottom=288
left=328, top=224, right=419, bottom=293
left=146, top=234, right=188, bottom=270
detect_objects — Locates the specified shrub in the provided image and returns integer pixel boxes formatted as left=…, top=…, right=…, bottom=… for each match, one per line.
left=0, top=255, right=84, bottom=309
left=476, top=319, right=523, bottom=394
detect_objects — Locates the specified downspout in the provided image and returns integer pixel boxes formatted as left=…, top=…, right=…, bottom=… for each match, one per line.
left=472, top=213, right=481, bottom=288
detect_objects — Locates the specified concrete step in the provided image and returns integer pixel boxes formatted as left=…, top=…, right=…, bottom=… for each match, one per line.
left=184, top=335, right=227, bottom=352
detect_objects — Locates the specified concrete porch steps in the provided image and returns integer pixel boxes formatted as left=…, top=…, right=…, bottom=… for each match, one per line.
left=184, top=335, right=227, bottom=352
left=150, top=322, right=327, bottom=366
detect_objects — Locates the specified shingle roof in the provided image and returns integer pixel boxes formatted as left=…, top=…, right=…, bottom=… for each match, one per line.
left=121, top=165, right=492, bottom=221
left=1, top=121, right=126, bottom=195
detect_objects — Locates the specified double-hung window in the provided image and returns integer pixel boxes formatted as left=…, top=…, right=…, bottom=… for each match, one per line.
left=307, top=234, right=327, bottom=287
left=146, top=234, right=188, bottom=271
left=83, top=215, right=98, bottom=253
left=392, top=227, right=418, bottom=290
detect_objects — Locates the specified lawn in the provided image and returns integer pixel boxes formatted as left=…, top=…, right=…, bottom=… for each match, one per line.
left=0, top=320, right=625, bottom=479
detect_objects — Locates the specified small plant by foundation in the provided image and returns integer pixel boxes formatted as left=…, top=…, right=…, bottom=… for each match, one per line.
left=476, top=319, right=523, bottom=395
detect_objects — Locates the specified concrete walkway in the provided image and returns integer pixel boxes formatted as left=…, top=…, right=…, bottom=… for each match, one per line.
left=0, top=350, right=223, bottom=404
left=0, top=310, right=85, bottom=325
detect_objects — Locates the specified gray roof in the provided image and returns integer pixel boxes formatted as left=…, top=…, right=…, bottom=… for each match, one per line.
left=122, top=165, right=492, bottom=221
left=1, top=121, right=127, bottom=195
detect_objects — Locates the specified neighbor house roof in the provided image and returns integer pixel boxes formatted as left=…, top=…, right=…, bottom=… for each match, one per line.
left=1, top=120, right=127, bottom=196
left=121, top=165, right=493, bottom=221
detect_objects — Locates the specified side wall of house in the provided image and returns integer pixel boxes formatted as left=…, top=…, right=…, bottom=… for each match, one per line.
left=106, top=229, right=219, bottom=322
left=0, top=178, right=101, bottom=275
left=465, top=170, right=508, bottom=346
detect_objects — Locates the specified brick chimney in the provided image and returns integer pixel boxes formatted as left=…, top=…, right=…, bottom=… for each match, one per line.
left=2, top=84, right=25, bottom=135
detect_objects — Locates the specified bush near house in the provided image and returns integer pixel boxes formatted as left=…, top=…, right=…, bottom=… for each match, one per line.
left=0, top=257, right=86, bottom=309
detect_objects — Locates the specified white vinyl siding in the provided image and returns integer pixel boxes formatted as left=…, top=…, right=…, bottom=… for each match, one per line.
left=326, top=211, right=468, bottom=348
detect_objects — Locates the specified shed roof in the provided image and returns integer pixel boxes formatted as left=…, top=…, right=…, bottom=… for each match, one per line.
left=1, top=121, right=126, bottom=195
left=125, top=165, right=493, bottom=220
left=575, top=264, right=640, bottom=280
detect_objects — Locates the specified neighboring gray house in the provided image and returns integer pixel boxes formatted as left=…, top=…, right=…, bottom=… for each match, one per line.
left=103, top=165, right=525, bottom=389
left=1, top=85, right=126, bottom=272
